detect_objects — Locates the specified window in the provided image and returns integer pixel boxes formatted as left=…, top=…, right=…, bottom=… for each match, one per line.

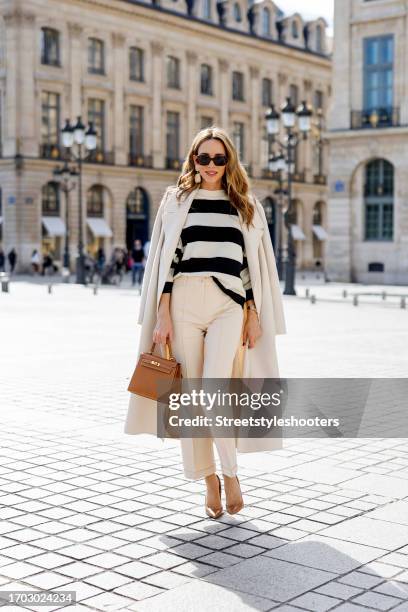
left=41, top=92, right=60, bottom=146
left=201, top=116, right=213, bottom=128
left=364, top=159, right=394, bottom=241
left=166, top=56, right=180, bottom=89
left=203, top=0, right=212, bottom=20
left=233, top=2, right=242, bottom=22
left=289, top=84, right=299, bottom=106
left=363, top=35, right=393, bottom=112
left=200, top=64, right=213, bottom=95
left=129, top=47, right=144, bottom=81
left=262, top=78, right=273, bottom=107
left=87, top=186, right=104, bottom=217
left=88, top=38, right=105, bottom=74
left=88, top=99, right=105, bottom=150
left=42, top=182, right=60, bottom=215
left=129, top=105, right=144, bottom=156
left=316, top=24, right=323, bottom=53
left=262, top=7, right=270, bottom=36
left=291, top=21, right=299, bottom=39
left=41, top=28, right=60, bottom=66
left=232, top=71, right=244, bottom=101
left=314, top=90, right=324, bottom=112
left=166, top=111, right=180, bottom=161
left=232, top=121, right=245, bottom=161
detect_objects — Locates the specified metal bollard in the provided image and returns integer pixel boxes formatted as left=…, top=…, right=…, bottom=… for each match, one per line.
left=353, top=295, right=358, bottom=306
left=305, top=288, right=310, bottom=298
left=93, top=283, right=98, bottom=295
left=401, top=297, right=406, bottom=309
left=342, top=290, right=347, bottom=298
left=310, top=294, right=316, bottom=304
left=48, top=283, right=53, bottom=294
left=382, top=291, right=387, bottom=300
left=1, top=274, right=9, bottom=293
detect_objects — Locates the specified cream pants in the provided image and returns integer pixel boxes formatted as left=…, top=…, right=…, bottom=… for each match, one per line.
left=169, top=275, right=244, bottom=479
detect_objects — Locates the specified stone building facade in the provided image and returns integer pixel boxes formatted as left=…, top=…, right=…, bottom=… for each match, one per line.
left=0, top=0, right=331, bottom=273
left=327, top=0, right=408, bottom=284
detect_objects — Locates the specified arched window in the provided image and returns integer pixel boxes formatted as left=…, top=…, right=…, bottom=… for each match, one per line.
left=316, top=24, right=323, bottom=53
left=233, top=2, right=242, bottom=22
left=200, top=64, right=213, bottom=95
left=291, top=20, right=299, bottom=39
left=42, top=182, right=60, bottom=215
left=313, top=202, right=323, bottom=226
left=87, top=185, right=105, bottom=217
left=126, top=187, right=146, bottom=217
left=262, top=7, right=270, bottom=36
left=364, top=159, right=394, bottom=241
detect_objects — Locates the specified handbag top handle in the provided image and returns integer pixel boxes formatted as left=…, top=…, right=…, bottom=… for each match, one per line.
left=149, top=341, right=174, bottom=361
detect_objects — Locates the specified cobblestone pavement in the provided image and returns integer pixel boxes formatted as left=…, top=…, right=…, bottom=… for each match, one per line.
left=1, top=274, right=408, bottom=611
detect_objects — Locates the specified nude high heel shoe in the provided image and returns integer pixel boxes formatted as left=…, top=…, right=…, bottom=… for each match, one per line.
left=205, top=474, right=224, bottom=519
left=226, top=475, right=244, bottom=515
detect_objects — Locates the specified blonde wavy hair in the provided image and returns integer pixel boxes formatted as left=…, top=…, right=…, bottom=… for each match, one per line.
left=175, top=126, right=255, bottom=227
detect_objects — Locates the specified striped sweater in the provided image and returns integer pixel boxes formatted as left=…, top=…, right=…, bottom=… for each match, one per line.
left=162, top=188, right=253, bottom=308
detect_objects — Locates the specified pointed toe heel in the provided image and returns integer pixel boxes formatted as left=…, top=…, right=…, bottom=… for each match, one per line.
left=205, top=474, right=224, bottom=519
left=226, top=475, right=244, bottom=515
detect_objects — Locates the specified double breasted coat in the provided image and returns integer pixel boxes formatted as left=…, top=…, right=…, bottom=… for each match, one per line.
left=124, top=185, right=287, bottom=452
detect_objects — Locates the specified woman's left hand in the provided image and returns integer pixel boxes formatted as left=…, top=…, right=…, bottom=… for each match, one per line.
left=242, top=311, right=262, bottom=349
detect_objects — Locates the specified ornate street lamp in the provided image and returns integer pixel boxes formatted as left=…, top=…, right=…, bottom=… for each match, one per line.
left=61, top=117, right=97, bottom=284
left=265, top=98, right=313, bottom=295
left=53, top=160, right=79, bottom=272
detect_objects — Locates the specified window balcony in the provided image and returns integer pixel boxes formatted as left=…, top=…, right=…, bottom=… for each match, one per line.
left=292, top=171, right=306, bottom=183
left=128, top=153, right=153, bottom=168
left=261, top=168, right=281, bottom=181
left=84, top=149, right=115, bottom=165
left=313, top=174, right=327, bottom=185
left=40, top=144, right=64, bottom=160
left=351, top=107, right=400, bottom=129
left=165, top=157, right=184, bottom=170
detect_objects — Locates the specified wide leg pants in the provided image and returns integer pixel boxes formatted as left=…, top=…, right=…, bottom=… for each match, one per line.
left=169, top=275, right=244, bottom=479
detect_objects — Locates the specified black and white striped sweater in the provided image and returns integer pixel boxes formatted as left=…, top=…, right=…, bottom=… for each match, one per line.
left=162, top=188, right=253, bottom=308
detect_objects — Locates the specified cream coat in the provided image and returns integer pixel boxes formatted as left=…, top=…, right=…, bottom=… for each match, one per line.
left=124, top=185, right=287, bottom=452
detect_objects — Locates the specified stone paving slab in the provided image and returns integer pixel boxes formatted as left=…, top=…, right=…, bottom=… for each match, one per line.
left=1, top=280, right=408, bottom=610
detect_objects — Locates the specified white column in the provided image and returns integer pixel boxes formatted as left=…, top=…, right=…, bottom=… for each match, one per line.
left=151, top=41, right=164, bottom=168
left=249, top=65, right=260, bottom=177
left=112, top=32, right=126, bottom=164
left=218, top=59, right=229, bottom=131
left=328, top=0, right=352, bottom=130
left=186, top=50, right=197, bottom=142
left=68, top=23, right=83, bottom=121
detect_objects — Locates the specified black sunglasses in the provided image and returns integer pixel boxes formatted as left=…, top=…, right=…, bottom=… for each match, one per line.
left=195, top=153, right=228, bottom=167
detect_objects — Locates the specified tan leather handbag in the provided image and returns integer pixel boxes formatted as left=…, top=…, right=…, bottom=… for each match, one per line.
left=127, top=341, right=182, bottom=401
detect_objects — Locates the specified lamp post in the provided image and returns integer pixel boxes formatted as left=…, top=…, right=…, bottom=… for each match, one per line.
left=265, top=98, right=313, bottom=295
left=268, top=152, right=287, bottom=281
left=53, top=161, right=79, bottom=271
left=61, top=117, right=97, bottom=285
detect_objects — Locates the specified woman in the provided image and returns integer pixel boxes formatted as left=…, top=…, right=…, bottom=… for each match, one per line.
left=124, top=126, right=286, bottom=518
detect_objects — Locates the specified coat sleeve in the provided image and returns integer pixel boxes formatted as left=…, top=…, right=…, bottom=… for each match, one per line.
left=255, top=197, right=287, bottom=335
left=137, top=189, right=170, bottom=325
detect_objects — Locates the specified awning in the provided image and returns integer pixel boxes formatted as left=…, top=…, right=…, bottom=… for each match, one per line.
left=42, top=216, right=66, bottom=237
left=290, top=224, right=306, bottom=240
left=86, top=217, right=113, bottom=238
left=312, top=224, right=329, bottom=240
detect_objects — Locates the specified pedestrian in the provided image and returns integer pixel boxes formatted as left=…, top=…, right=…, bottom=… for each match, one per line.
left=31, top=249, right=41, bottom=275
left=41, top=253, right=54, bottom=276
left=96, top=247, right=106, bottom=274
left=0, top=248, right=5, bottom=272
left=7, top=248, right=17, bottom=273
left=131, top=239, right=145, bottom=288
left=125, top=126, right=287, bottom=518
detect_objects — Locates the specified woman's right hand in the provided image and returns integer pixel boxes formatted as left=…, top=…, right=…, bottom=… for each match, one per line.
left=153, top=310, right=174, bottom=345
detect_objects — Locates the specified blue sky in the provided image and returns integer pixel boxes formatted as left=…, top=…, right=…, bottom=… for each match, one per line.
left=279, top=0, right=334, bottom=33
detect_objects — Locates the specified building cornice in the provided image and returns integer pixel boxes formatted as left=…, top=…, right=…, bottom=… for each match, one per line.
left=67, top=0, right=331, bottom=67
